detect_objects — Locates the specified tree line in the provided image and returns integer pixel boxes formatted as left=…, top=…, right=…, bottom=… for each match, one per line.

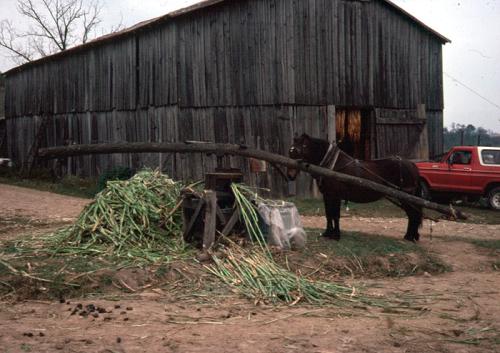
left=444, top=123, right=500, bottom=150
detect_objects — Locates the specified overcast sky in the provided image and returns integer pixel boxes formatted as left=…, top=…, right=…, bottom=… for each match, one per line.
left=1, top=0, right=499, bottom=132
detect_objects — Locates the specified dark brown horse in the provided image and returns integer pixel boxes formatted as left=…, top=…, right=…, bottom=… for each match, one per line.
left=287, top=134, right=422, bottom=242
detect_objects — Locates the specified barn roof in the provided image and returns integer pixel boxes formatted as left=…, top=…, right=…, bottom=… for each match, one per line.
left=5, top=0, right=450, bottom=76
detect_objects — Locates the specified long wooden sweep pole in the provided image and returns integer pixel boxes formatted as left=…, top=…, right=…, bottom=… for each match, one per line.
left=38, top=142, right=467, bottom=220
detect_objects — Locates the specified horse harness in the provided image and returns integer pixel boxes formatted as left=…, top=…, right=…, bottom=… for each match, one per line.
left=317, top=143, right=403, bottom=191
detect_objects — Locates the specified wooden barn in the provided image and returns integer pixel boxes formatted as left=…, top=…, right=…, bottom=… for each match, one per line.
left=3, top=0, right=449, bottom=197
left=0, top=73, right=6, bottom=156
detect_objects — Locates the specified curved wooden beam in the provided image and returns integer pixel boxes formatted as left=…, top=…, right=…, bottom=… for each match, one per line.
left=38, top=142, right=467, bottom=220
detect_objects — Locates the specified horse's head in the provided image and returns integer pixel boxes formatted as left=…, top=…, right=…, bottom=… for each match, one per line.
left=287, top=133, right=314, bottom=181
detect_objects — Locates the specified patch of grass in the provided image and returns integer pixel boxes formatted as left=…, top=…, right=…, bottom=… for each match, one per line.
left=0, top=173, right=97, bottom=199
left=20, top=343, right=32, bottom=352
left=307, top=229, right=418, bottom=258
left=287, top=198, right=325, bottom=217
left=276, top=229, right=449, bottom=279
left=469, top=239, right=500, bottom=251
left=290, top=198, right=406, bottom=218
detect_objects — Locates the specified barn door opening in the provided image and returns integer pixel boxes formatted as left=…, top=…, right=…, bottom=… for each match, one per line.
left=335, top=109, right=372, bottom=160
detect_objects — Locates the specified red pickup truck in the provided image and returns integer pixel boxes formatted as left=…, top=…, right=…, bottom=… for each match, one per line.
left=416, top=146, right=500, bottom=210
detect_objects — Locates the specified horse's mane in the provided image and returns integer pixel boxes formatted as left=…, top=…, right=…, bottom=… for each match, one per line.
left=302, top=134, right=331, bottom=147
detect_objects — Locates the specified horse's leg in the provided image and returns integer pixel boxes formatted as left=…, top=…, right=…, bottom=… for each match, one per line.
left=402, top=203, right=423, bottom=242
left=322, top=195, right=335, bottom=238
left=332, top=198, right=341, bottom=240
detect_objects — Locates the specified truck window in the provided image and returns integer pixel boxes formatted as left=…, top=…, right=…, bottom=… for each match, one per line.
left=449, top=151, right=472, bottom=165
left=481, top=150, right=500, bottom=165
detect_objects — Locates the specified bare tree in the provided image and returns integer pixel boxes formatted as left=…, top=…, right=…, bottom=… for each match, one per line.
left=0, top=0, right=114, bottom=64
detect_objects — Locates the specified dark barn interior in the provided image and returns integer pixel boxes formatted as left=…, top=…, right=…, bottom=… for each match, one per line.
left=3, top=0, right=449, bottom=197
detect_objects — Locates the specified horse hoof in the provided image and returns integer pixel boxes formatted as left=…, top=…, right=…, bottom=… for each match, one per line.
left=404, top=235, right=416, bottom=243
left=321, top=230, right=334, bottom=238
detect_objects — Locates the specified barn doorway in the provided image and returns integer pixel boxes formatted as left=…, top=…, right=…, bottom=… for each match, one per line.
left=335, top=109, right=372, bottom=160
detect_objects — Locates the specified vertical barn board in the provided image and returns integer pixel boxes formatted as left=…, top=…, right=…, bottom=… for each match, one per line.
left=140, top=108, right=153, bottom=169
left=213, top=107, right=231, bottom=169
left=205, top=10, right=219, bottom=105
left=314, top=0, right=326, bottom=104
left=95, top=112, right=108, bottom=172
left=268, top=0, right=280, bottom=104
left=178, top=17, right=196, bottom=107
left=192, top=109, right=205, bottom=179
left=261, top=107, right=274, bottom=193
left=253, top=108, right=267, bottom=190
left=222, top=6, right=233, bottom=105
left=148, top=107, right=161, bottom=168
left=284, top=0, right=295, bottom=103
left=291, top=106, right=319, bottom=198
left=121, top=111, right=134, bottom=171
left=354, top=1, right=363, bottom=104
left=229, top=3, right=242, bottom=105
left=5, top=118, right=15, bottom=161
left=158, top=106, right=179, bottom=178
left=251, top=0, right=262, bottom=105
left=238, top=2, right=250, bottom=105
left=79, top=112, right=91, bottom=176
left=9, top=117, right=21, bottom=164
left=214, top=5, right=227, bottom=105
left=231, top=107, right=247, bottom=170
left=338, top=0, right=346, bottom=105
left=272, top=105, right=293, bottom=196
left=427, top=110, right=444, bottom=158
left=242, top=107, right=256, bottom=187
left=177, top=108, right=192, bottom=180
left=194, top=16, right=207, bottom=107
left=292, top=0, right=303, bottom=103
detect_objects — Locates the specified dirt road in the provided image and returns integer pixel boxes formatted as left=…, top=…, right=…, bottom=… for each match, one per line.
left=0, top=184, right=89, bottom=221
left=0, top=185, right=499, bottom=353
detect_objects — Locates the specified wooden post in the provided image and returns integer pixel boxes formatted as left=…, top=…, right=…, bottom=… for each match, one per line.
left=327, top=105, right=336, bottom=144
left=182, top=197, right=204, bottom=243
left=202, top=190, right=217, bottom=252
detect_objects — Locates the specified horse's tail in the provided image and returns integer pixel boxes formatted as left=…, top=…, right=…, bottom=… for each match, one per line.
left=414, top=183, right=424, bottom=230
left=415, top=178, right=422, bottom=197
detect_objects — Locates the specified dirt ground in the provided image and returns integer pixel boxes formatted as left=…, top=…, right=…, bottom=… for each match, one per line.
left=0, top=184, right=499, bottom=353
left=0, top=184, right=90, bottom=221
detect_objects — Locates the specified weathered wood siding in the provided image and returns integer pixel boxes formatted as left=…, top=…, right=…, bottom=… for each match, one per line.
left=4, top=0, right=446, bottom=195
left=6, top=0, right=445, bottom=115
left=427, top=110, right=444, bottom=158
left=6, top=105, right=332, bottom=196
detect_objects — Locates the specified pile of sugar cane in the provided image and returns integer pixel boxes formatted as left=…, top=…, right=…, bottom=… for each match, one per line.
left=50, top=170, right=187, bottom=262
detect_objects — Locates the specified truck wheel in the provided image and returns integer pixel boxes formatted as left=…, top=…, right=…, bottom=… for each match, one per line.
left=488, top=187, right=500, bottom=211
left=419, top=180, right=431, bottom=201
